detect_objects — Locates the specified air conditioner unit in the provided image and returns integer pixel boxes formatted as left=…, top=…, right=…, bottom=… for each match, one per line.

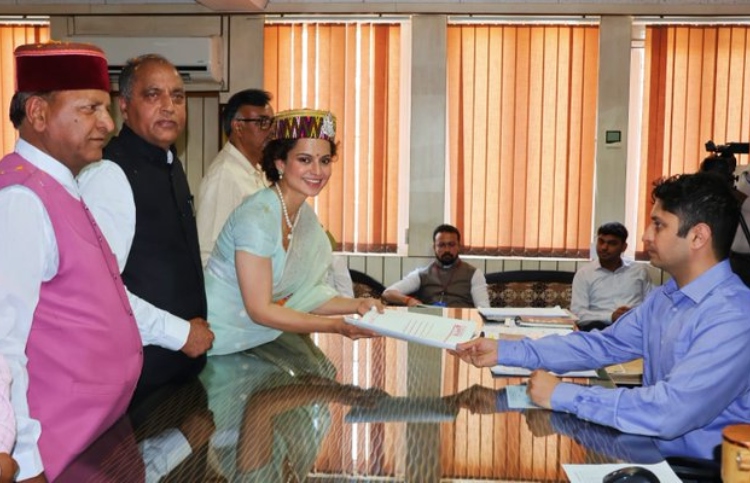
left=67, top=36, right=224, bottom=87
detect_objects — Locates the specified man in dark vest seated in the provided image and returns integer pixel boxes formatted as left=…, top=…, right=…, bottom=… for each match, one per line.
left=382, top=224, right=489, bottom=308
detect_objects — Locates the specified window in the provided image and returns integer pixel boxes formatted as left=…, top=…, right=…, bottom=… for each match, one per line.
left=264, top=20, right=404, bottom=253
left=446, top=22, right=600, bottom=258
left=636, top=24, right=750, bottom=254
left=0, top=23, right=50, bottom=153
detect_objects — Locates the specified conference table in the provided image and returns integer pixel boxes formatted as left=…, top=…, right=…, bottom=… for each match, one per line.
left=57, top=308, right=666, bottom=482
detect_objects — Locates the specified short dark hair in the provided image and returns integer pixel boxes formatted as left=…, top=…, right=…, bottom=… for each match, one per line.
left=651, top=172, right=740, bottom=260
left=433, top=224, right=461, bottom=242
left=9, top=92, right=36, bottom=128
left=597, top=222, right=628, bottom=243
left=10, top=92, right=58, bottom=128
left=261, top=138, right=338, bottom=184
left=118, top=54, right=175, bottom=101
left=221, top=89, right=272, bottom=137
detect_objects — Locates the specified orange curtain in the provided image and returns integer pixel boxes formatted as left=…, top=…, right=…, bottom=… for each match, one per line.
left=0, top=24, right=50, bottom=153
left=447, top=24, right=599, bottom=258
left=264, top=22, right=401, bottom=253
left=638, top=25, right=750, bottom=255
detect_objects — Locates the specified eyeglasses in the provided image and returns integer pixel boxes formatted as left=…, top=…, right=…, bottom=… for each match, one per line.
left=235, top=116, right=275, bottom=130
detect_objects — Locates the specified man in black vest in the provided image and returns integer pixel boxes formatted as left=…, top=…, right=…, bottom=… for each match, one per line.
left=104, top=54, right=214, bottom=405
left=382, top=224, right=490, bottom=308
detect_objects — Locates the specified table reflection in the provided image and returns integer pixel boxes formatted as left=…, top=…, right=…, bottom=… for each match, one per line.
left=61, top=309, right=669, bottom=482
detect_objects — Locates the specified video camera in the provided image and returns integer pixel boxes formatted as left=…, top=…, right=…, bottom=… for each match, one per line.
left=702, top=140, right=748, bottom=188
left=705, top=140, right=749, bottom=158
left=704, top=140, right=750, bottom=250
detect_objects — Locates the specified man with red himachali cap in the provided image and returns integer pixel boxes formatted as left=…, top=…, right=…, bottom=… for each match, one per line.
left=0, top=42, right=142, bottom=481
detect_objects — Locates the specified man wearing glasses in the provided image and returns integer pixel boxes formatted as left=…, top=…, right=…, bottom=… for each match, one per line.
left=382, top=224, right=490, bottom=308
left=197, top=89, right=276, bottom=266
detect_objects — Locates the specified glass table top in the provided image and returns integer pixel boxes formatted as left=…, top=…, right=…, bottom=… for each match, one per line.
left=57, top=308, right=664, bottom=482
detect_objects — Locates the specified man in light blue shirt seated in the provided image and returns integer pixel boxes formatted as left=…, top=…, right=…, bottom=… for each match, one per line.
left=455, top=172, right=750, bottom=461
left=571, top=222, right=652, bottom=331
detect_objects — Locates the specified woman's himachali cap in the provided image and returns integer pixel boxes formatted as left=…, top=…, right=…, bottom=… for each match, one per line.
left=274, top=109, right=336, bottom=142
left=14, top=41, right=110, bottom=93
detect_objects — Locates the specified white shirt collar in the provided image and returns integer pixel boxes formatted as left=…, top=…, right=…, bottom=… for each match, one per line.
left=226, top=141, right=264, bottom=177
left=595, top=257, right=632, bottom=272
left=15, top=138, right=80, bottom=199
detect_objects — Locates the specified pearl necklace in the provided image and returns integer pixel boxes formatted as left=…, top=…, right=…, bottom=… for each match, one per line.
left=275, top=183, right=297, bottom=241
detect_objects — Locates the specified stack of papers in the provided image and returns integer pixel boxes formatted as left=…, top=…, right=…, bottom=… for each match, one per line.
left=491, top=365, right=599, bottom=378
left=482, top=325, right=599, bottom=378
left=344, top=308, right=479, bottom=350
left=479, top=306, right=578, bottom=328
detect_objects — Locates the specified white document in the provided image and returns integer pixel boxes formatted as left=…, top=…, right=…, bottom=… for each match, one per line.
left=344, top=308, right=479, bottom=350
left=564, top=461, right=681, bottom=483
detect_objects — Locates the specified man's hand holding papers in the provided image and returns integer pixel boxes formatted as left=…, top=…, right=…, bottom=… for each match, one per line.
left=454, top=323, right=603, bottom=409
left=452, top=324, right=572, bottom=367
left=453, top=337, right=500, bottom=367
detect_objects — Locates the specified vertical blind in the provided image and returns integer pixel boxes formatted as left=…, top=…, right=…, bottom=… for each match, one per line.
left=447, top=24, right=599, bottom=258
left=638, top=25, right=750, bottom=254
left=264, top=22, right=402, bottom=253
left=0, top=24, right=50, bottom=153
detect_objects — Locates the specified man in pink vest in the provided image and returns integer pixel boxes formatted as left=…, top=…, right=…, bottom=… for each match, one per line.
left=0, top=42, right=143, bottom=481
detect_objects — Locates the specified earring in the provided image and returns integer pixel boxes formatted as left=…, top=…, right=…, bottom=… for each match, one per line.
left=279, top=170, right=284, bottom=180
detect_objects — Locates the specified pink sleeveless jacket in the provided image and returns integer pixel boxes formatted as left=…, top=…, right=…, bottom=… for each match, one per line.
left=0, top=153, right=142, bottom=479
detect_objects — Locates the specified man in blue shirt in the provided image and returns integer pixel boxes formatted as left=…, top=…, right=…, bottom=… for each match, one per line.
left=455, top=172, right=750, bottom=460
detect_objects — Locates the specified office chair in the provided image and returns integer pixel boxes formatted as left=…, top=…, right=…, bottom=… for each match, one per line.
left=666, top=456, right=722, bottom=483
left=349, top=269, right=386, bottom=300
left=484, top=270, right=575, bottom=308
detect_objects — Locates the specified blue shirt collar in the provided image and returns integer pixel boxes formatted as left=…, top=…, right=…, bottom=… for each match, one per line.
left=664, top=259, right=734, bottom=304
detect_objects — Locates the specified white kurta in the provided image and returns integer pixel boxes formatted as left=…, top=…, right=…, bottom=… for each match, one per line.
left=197, top=142, right=269, bottom=267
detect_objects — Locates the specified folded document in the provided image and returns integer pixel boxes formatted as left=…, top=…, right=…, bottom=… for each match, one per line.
left=344, top=308, right=478, bottom=350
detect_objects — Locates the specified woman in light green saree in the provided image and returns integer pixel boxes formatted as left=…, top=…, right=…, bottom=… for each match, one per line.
left=204, top=109, right=381, bottom=355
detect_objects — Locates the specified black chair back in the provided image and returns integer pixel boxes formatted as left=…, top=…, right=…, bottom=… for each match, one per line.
left=484, top=270, right=575, bottom=308
left=349, top=270, right=386, bottom=300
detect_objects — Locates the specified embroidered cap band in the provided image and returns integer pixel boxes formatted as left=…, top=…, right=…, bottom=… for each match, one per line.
left=15, top=41, right=110, bottom=93
left=274, top=109, right=336, bottom=142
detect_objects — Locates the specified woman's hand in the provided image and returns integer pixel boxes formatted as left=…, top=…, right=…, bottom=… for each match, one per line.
left=444, top=384, right=499, bottom=414
left=336, top=317, right=380, bottom=341
left=355, top=297, right=384, bottom=315
left=333, top=385, right=389, bottom=407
